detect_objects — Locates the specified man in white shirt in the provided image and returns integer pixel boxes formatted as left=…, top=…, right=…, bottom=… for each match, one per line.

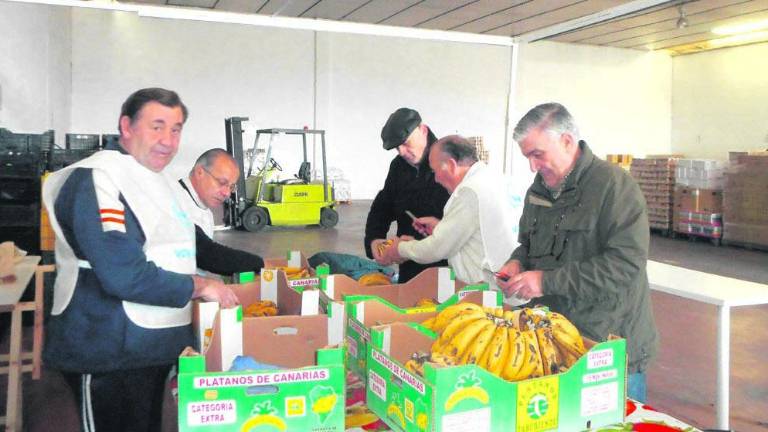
left=175, top=149, right=264, bottom=275
left=382, top=135, right=525, bottom=304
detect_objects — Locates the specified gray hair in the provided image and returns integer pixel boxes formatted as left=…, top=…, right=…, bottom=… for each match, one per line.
left=513, top=102, right=580, bottom=143
left=433, top=135, right=478, bottom=166
left=192, top=148, right=235, bottom=173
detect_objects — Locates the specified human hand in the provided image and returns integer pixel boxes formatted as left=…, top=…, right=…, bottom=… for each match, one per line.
left=507, top=270, right=544, bottom=300
left=382, top=237, right=406, bottom=264
left=412, top=216, right=439, bottom=236
left=370, top=239, right=391, bottom=265
left=192, top=275, right=240, bottom=308
left=495, top=260, right=523, bottom=297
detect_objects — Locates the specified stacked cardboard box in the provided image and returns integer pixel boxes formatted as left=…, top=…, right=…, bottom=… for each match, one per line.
left=630, top=157, right=678, bottom=231
left=467, top=136, right=489, bottom=163
left=673, top=159, right=726, bottom=240
left=723, top=153, right=768, bottom=247
left=606, top=154, right=633, bottom=171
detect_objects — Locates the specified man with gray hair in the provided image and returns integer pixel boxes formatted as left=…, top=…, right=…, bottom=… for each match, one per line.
left=496, top=102, right=658, bottom=402
left=175, top=148, right=264, bottom=276
left=382, top=135, right=523, bottom=303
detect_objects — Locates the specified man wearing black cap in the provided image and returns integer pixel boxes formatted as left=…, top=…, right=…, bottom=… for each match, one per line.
left=364, top=107, right=450, bottom=282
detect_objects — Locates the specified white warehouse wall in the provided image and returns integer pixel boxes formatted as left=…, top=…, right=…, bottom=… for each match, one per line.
left=514, top=41, right=673, bottom=164
left=671, top=42, right=768, bottom=160
left=316, top=32, right=512, bottom=198
left=0, top=1, right=71, bottom=144
left=68, top=8, right=513, bottom=194
left=70, top=8, right=316, bottom=180
left=3, top=3, right=676, bottom=200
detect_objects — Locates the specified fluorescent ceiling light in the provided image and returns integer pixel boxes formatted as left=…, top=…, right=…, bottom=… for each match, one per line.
left=136, top=5, right=513, bottom=46
left=5, top=0, right=513, bottom=47
left=709, top=30, right=768, bottom=47
left=712, top=19, right=768, bottom=35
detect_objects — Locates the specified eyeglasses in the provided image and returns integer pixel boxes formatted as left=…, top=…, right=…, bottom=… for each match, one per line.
left=201, top=166, right=237, bottom=193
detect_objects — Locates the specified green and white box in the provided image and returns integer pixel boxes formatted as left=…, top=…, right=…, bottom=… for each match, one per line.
left=366, top=322, right=626, bottom=432
left=343, top=286, right=499, bottom=382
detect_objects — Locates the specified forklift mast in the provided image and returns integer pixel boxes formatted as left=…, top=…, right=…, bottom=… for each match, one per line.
left=224, top=116, right=248, bottom=227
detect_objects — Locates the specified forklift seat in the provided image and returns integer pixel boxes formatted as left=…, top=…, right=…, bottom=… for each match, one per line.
left=298, top=162, right=311, bottom=183
left=279, top=162, right=311, bottom=184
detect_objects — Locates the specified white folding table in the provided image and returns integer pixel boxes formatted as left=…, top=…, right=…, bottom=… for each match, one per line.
left=647, top=260, right=768, bottom=431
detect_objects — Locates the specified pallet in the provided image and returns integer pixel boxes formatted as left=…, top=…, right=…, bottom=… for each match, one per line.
left=650, top=227, right=673, bottom=237
left=671, top=231, right=722, bottom=246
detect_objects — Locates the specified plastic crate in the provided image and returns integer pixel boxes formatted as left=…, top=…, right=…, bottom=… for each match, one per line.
left=101, top=134, right=120, bottom=149
left=49, top=148, right=97, bottom=170
left=0, top=203, right=39, bottom=227
left=66, top=133, right=100, bottom=150
left=0, top=128, right=54, bottom=154
left=0, top=177, right=41, bottom=203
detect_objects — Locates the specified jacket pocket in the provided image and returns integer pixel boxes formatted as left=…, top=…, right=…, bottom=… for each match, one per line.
left=552, top=210, right=598, bottom=259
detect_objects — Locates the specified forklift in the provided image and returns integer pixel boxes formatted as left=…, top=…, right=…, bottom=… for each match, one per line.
left=224, top=117, right=338, bottom=232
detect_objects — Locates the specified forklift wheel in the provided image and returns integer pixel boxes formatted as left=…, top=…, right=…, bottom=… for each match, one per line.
left=242, top=207, right=268, bottom=232
left=319, top=207, right=339, bottom=228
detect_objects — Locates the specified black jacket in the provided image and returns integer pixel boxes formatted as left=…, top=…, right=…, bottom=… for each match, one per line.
left=364, top=128, right=450, bottom=282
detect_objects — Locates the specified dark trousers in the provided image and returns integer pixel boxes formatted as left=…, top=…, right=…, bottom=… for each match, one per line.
left=62, top=365, right=172, bottom=432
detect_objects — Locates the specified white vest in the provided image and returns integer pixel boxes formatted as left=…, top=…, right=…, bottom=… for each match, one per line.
left=42, top=150, right=196, bottom=329
left=446, top=163, right=526, bottom=305
left=174, top=177, right=215, bottom=239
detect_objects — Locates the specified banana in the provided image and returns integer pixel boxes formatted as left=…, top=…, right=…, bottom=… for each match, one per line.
left=484, top=324, right=510, bottom=377
left=433, top=309, right=487, bottom=352
left=405, top=359, right=424, bottom=377
left=441, top=316, right=493, bottom=359
left=431, top=303, right=485, bottom=333
left=420, top=316, right=437, bottom=331
left=507, top=309, right=525, bottom=330
left=429, top=352, right=457, bottom=367
left=243, top=300, right=279, bottom=317
left=508, top=329, right=543, bottom=381
left=458, top=320, right=496, bottom=365
left=492, top=307, right=504, bottom=319
left=502, top=310, right=515, bottom=322
left=535, top=326, right=562, bottom=376
left=548, top=312, right=587, bottom=367
left=501, top=328, right=526, bottom=381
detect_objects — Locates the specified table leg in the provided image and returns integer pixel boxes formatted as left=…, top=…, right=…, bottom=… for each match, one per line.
left=5, top=308, right=23, bottom=432
left=716, top=305, right=730, bottom=430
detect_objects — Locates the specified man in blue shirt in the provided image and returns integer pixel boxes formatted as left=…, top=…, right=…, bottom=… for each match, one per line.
left=42, top=88, right=238, bottom=431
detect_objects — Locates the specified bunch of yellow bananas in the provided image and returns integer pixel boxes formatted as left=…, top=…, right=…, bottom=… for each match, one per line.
left=419, top=304, right=587, bottom=382
left=271, top=266, right=311, bottom=280
left=358, top=272, right=391, bottom=286
left=244, top=300, right=279, bottom=317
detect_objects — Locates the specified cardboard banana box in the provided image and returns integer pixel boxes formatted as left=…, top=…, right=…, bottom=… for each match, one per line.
left=366, top=322, right=626, bottom=432
left=262, top=250, right=328, bottom=290
left=193, top=265, right=332, bottom=353
left=178, top=285, right=345, bottom=431
left=341, top=285, right=500, bottom=383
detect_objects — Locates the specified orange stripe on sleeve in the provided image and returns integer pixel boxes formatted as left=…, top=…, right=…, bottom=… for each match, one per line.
left=100, top=209, right=125, bottom=216
left=101, top=217, right=125, bottom=224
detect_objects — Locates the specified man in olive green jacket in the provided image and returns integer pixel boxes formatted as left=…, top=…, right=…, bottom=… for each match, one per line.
left=497, top=102, right=658, bottom=403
